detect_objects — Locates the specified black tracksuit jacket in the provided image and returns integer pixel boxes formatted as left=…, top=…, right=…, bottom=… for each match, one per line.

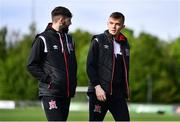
left=87, top=30, right=130, bottom=99
left=27, top=24, right=77, bottom=98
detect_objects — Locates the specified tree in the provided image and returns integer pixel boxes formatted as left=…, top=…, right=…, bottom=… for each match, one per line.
left=0, top=25, right=180, bottom=103
left=0, top=24, right=38, bottom=100
left=70, top=29, right=92, bottom=86
left=166, top=37, right=180, bottom=102
left=0, top=27, right=7, bottom=61
left=130, top=32, right=166, bottom=102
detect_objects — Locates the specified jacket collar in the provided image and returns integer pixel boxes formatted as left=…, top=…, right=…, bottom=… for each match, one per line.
left=115, top=33, right=127, bottom=43
left=104, top=30, right=127, bottom=44
left=45, top=23, right=66, bottom=34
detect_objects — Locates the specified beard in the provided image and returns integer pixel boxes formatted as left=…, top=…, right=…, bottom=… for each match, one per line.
left=59, top=25, right=69, bottom=33
left=62, top=27, right=69, bottom=33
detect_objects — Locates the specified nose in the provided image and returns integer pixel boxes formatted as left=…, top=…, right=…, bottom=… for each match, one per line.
left=112, top=24, right=116, bottom=29
left=69, top=20, right=72, bottom=25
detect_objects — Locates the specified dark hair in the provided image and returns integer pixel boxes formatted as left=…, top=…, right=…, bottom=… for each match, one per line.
left=110, top=12, right=125, bottom=23
left=51, top=6, right=72, bottom=18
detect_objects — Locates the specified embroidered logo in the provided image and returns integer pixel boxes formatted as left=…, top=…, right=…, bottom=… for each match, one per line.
left=93, top=104, right=101, bottom=113
left=125, top=49, right=130, bottom=56
left=68, top=43, right=74, bottom=51
left=49, top=100, right=58, bottom=110
left=53, top=45, right=58, bottom=50
left=104, top=45, right=109, bottom=49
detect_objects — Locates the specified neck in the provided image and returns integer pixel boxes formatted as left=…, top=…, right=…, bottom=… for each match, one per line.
left=52, top=23, right=59, bottom=32
left=115, top=33, right=120, bottom=38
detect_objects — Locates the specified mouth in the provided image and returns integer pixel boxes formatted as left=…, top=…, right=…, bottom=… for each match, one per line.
left=111, top=30, right=116, bottom=33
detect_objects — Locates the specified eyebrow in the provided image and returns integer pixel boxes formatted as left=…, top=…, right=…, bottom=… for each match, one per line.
left=109, top=20, right=121, bottom=24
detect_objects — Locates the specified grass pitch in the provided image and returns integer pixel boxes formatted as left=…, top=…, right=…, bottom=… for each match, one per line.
left=0, top=107, right=180, bottom=121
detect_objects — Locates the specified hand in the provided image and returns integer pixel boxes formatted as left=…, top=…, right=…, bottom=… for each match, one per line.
left=95, top=85, right=106, bottom=102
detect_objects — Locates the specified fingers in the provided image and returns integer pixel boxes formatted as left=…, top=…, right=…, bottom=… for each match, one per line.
left=95, top=85, right=106, bottom=101
left=97, top=94, right=106, bottom=101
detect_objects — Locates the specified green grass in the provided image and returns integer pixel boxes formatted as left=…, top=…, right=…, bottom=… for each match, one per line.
left=0, top=107, right=180, bottom=121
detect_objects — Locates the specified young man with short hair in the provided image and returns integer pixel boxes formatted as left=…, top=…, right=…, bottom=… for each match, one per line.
left=87, top=12, right=130, bottom=121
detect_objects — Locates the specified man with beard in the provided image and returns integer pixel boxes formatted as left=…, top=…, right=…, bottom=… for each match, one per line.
left=27, top=6, right=77, bottom=121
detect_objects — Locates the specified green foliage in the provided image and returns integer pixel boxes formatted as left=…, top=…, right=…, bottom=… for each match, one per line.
left=0, top=27, right=7, bottom=61
left=0, top=25, right=38, bottom=100
left=70, top=29, right=92, bottom=86
left=0, top=26, right=180, bottom=103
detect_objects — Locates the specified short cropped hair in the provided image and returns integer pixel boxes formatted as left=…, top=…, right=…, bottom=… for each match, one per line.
left=51, top=6, right=72, bottom=21
left=110, top=12, right=125, bottom=24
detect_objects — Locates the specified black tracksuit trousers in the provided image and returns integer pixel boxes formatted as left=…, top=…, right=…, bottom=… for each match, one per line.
left=89, top=93, right=130, bottom=121
left=41, top=96, right=71, bottom=121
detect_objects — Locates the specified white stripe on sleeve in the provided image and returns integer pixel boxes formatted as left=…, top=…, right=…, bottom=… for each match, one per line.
left=39, top=36, right=48, bottom=53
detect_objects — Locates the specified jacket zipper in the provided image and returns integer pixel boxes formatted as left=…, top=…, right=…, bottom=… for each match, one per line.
left=58, top=33, right=70, bottom=97
left=63, top=52, right=70, bottom=97
left=48, top=81, right=52, bottom=89
left=110, top=39, right=115, bottom=95
left=121, top=46, right=130, bottom=99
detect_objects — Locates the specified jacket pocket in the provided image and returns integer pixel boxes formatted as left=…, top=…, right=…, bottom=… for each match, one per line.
left=49, top=81, right=66, bottom=96
left=40, top=74, right=51, bottom=84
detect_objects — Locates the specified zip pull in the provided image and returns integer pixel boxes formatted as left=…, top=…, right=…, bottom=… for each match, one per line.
left=48, top=82, right=52, bottom=89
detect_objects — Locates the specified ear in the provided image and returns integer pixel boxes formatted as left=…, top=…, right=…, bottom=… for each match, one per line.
left=122, top=25, right=125, bottom=28
left=55, top=16, right=64, bottom=25
left=59, top=17, right=65, bottom=23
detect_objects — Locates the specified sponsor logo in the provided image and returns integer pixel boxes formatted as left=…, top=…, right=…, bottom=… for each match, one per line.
left=68, top=43, right=74, bottom=51
left=125, top=49, right=130, bottom=56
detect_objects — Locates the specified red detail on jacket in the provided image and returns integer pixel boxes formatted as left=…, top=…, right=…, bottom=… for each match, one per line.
left=115, top=33, right=127, bottom=42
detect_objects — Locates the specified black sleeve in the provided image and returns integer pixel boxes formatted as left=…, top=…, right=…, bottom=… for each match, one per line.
left=27, top=37, right=50, bottom=83
left=86, top=39, right=100, bottom=86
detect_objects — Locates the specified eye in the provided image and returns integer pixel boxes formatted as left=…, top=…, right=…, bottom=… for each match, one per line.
left=109, top=22, right=114, bottom=25
left=117, top=23, right=121, bottom=26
